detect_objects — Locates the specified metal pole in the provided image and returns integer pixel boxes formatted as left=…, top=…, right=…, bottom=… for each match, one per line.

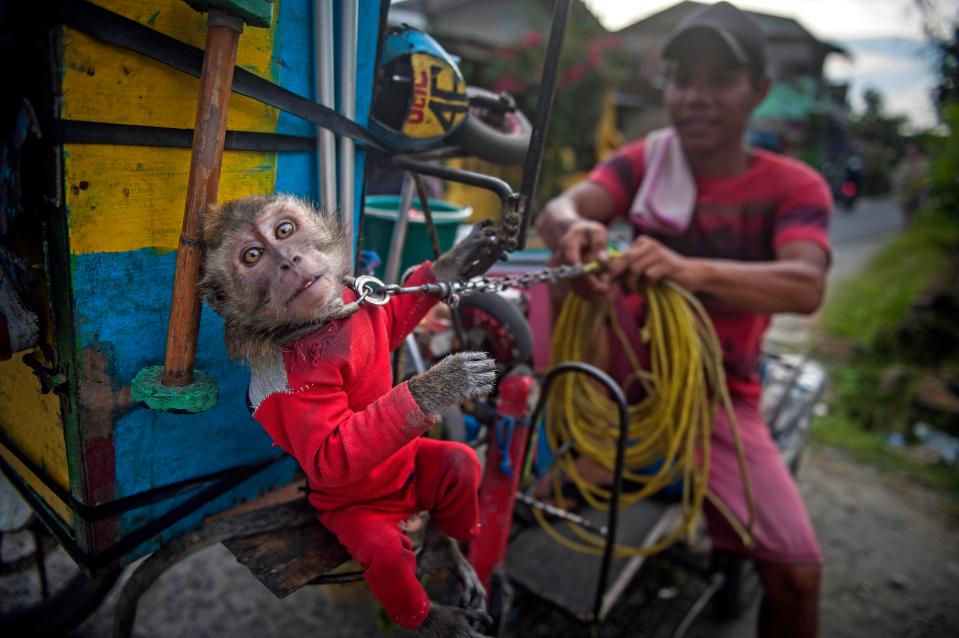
left=314, top=0, right=337, bottom=213
left=383, top=172, right=415, bottom=284
left=338, top=0, right=358, bottom=263
left=516, top=0, right=572, bottom=250
left=162, top=11, right=242, bottom=386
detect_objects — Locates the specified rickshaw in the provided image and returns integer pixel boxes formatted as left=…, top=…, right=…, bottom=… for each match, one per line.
left=0, top=2, right=826, bottom=636
left=0, top=0, right=592, bottom=634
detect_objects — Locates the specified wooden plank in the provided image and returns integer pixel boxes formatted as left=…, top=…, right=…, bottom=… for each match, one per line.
left=61, top=1, right=277, bottom=132
left=64, top=145, right=275, bottom=256
left=0, top=353, right=72, bottom=523
left=222, top=499, right=353, bottom=598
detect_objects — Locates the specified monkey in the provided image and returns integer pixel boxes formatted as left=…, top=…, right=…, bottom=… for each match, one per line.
left=199, top=194, right=504, bottom=637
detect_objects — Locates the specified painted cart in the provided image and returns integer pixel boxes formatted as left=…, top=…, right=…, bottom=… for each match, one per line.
left=0, top=0, right=385, bottom=572
left=0, top=0, right=621, bottom=635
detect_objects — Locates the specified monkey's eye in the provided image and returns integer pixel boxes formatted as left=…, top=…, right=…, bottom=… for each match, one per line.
left=275, top=221, right=295, bottom=239
left=242, top=246, right=263, bottom=265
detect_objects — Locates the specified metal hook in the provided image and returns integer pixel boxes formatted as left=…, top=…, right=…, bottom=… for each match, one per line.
left=352, top=275, right=391, bottom=306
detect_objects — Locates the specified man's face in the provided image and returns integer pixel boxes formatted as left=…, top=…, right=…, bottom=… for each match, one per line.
left=663, top=37, right=769, bottom=155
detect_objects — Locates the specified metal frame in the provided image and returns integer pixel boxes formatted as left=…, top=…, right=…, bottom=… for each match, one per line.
left=527, top=362, right=630, bottom=624
left=0, top=435, right=286, bottom=571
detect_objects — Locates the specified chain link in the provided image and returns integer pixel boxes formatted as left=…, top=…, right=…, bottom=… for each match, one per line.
left=350, top=261, right=602, bottom=307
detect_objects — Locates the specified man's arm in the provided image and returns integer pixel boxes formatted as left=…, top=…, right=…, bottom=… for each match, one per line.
left=537, top=181, right=618, bottom=297
left=608, top=237, right=829, bottom=315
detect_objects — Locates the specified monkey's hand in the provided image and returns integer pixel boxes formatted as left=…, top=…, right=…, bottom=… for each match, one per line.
left=416, top=527, right=487, bottom=614
left=408, top=352, right=496, bottom=415
left=418, top=604, right=492, bottom=638
left=433, top=220, right=502, bottom=282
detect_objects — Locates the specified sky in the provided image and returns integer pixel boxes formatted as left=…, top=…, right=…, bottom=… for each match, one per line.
left=584, top=0, right=959, bottom=129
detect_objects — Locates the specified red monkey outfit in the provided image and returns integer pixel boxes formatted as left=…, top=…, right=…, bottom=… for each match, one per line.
left=249, top=262, right=482, bottom=628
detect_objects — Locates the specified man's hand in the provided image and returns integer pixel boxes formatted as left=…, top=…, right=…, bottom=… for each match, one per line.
left=555, top=218, right=612, bottom=298
left=537, top=182, right=617, bottom=300
left=608, top=236, right=703, bottom=293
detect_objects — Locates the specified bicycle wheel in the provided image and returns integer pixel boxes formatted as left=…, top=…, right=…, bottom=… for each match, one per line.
left=454, top=292, right=533, bottom=368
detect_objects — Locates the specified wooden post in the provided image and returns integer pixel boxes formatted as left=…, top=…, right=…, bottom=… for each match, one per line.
left=162, top=12, right=243, bottom=387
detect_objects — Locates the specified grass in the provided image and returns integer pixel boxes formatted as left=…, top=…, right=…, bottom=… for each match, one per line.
left=810, top=414, right=959, bottom=495
left=812, top=211, right=959, bottom=496
left=819, top=213, right=959, bottom=345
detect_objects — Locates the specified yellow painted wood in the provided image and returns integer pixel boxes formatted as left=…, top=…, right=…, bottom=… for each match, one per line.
left=65, top=145, right=276, bottom=254
left=62, top=1, right=278, bottom=132
left=60, top=1, right=280, bottom=255
left=0, top=354, right=72, bottom=523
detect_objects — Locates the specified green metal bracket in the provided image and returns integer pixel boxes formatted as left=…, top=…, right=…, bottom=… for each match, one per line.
left=131, top=366, right=219, bottom=413
left=182, top=0, right=274, bottom=28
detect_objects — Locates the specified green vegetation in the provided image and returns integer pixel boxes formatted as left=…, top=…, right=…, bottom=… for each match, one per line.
left=811, top=414, right=959, bottom=494
left=813, top=15, right=959, bottom=491
left=812, top=213, right=959, bottom=495
left=820, top=214, right=959, bottom=345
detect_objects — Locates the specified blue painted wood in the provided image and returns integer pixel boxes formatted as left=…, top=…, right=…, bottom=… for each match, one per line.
left=72, top=250, right=299, bottom=559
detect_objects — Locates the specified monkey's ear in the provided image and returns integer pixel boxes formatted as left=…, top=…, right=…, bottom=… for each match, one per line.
left=202, top=203, right=224, bottom=245
left=197, top=278, right=227, bottom=315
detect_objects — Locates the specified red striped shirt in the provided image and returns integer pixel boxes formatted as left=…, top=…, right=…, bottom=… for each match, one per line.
left=589, top=141, right=832, bottom=399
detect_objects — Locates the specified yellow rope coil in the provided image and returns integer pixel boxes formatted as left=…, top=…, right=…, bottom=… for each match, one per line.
left=537, top=280, right=754, bottom=557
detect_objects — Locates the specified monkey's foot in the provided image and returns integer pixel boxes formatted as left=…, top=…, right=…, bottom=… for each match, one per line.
left=399, top=512, right=427, bottom=535
left=415, top=526, right=488, bottom=613
left=452, top=550, right=487, bottom=613
left=418, top=604, right=492, bottom=638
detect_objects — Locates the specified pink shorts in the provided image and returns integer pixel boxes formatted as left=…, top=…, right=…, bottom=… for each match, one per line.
left=704, top=398, right=822, bottom=565
left=601, top=295, right=821, bottom=565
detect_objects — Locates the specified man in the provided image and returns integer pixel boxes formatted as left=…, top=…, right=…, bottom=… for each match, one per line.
left=536, top=3, right=829, bottom=637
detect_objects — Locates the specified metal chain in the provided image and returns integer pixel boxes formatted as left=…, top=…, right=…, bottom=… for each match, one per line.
left=350, top=261, right=602, bottom=307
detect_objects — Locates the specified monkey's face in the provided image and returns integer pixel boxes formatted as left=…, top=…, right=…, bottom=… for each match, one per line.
left=201, top=196, right=349, bottom=334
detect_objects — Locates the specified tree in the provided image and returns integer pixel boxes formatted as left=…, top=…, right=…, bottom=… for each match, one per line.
left=915, top=0, right=959, bottom=215
left=465, top=0, right=629, bottom=199
left=848, top=87, right=909, bottom=194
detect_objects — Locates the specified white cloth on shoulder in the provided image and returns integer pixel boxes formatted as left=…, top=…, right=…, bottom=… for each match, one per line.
left=629, top=127, right=696, bottom=235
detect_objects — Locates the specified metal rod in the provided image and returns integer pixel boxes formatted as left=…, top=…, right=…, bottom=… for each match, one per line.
left=33, top=525, right=50, bottom=599
left=112, top=502, right=319, bottom=638
left=378, top=154, right=515, bottom=201
left=515, top=493, right=608, bottom=536
left=314, top=0, right=337, bottom=212
left=162, top=11, right=242, bottom=386
left=413, top=173, right=442, bottom=259
left=672, top=572, right=726, bottom=638
left=384, top=173, right=416, bottom=284
left=0, top=449, right=285, bottom=571
left=516, top=0, right=573, bottom=250
left=527, top=361, right=629, bottom=623
left=338, top=0, right=358, bottom=263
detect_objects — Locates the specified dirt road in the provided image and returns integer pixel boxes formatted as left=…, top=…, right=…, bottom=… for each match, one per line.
left=802, top=447, right=959, bottom=638
left=682, top=445, right=959, bottom=638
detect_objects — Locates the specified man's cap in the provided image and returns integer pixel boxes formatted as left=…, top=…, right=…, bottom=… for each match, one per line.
left=662, top=2, right=767, bottom=73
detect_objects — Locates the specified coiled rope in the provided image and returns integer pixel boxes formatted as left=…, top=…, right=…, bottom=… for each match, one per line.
left=535, top=278, right=755, bottom=557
